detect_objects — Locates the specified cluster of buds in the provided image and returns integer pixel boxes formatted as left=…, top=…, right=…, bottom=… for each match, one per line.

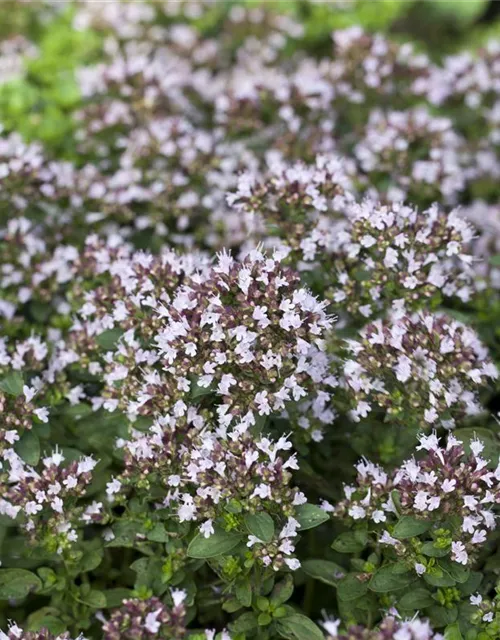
left=331, top=458, right=391, bottom=524
left=0, top=136, right=137, bottom=245
left=0, top=627, right=86, bottom=640
left=72, top=249, right=335, bottom=434
left=226, top=154, right=355, bottom=260
left=418, top=41, right=500, bottom=111
left=340, top=311, right=497, bottom=426
left=328, top=27, right=430, bottom=105
left=117, top=412, right=305, bottom=565
left=329, top=201, right=476, bottom=320
left=153, top=249, right=335, bottom=430
left=0, top=384, right=49, bottom=448
left=175, top=431, right=304, bottom=531
left=322, top=615, right=441, bottom=640
left=0, top=446, right=99, bottom=551
left=246, top=515, right=302, bottom=571
left=354, top=107, right=469, bottom=204
left=101, top=593, right=187, bottom=639
left=332, top=433, right=500, bottom=569
left=0, top=217, right=85, bottom=326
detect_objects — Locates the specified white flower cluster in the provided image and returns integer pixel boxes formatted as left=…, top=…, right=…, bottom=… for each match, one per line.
left=341, top=311, right=497, bottom=426
left=332, top=433, right=500, bottom=568
left=329, top=201, right=476, bottom=319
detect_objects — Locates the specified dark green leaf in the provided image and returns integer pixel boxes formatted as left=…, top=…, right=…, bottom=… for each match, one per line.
left=271, top=575, right=294, bottom=606
left=424, top=570, right=456, bottom=588
left=79, top=549, right=103, bottom=573
left=222, top=598, right=242, bottom=613
left=332, top=532, right=365, bottom=554
left=294, top=504, right=329, bottom=531
left=235, top=580, right=252, bottom=607
left=392, top=516, right=431, bottom=539
left=276, top=613, right=324, bottom=640
left=229, top=612, right=259, bottom=634
left=15, top=431, right=40, bottom=466
left=369, top=564, right=414, bottom=593
left=428, top=604, right=458, bottom=626
left=458, top=571, right=482, bottom=596
left=0, top=372, right=24, bottom=397
left=439, top=559, right=470, bottom=584
left=147, top=524, right=170, bottom=543
left=398, top=588, right=435, bottom=610
left=84, top=590, right=107, bottom=608
left=27, top=608, right=65, bottom=634
left=302, top=560, right=346, bottom=586
left=244, top=512, right=275, bottom=543
left=103, top=588, right=133, bottom=608
left=421, top=542, right=450, bottom=557
left=187, top=528, right=243, bottom=559
left=336, top=574, right=368, bottom=602
left=444, top=623, right=463, bottom=640
left=0, top=569, right=42, bottom=599
left=95, top=328, right=123, bottom=351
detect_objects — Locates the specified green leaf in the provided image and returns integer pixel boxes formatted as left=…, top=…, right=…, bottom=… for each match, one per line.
left=302, top=560, right=346, bottom=586
left=336, top=574, right=368, bottom=602
left=15, top=431, right=40, bottom=466
left=258, top=612, right=272, bottom=626
left=439, top=559, right=470, bottom=584
left=235, top=580, right=252, bottom=607
left=392, top=516, right=431, bottom=539
left=187, top=528, right=243, bottom=559
left=398, top=588, right=435, bottom=610
left=79, top=549, right=104, bottom=573
left=489, top=254, right=500, bottom=267
left=0, top=569, right=42, bottom=599
left=424, top=570, right=456, bottom=588
left=271, top=575, right=294, bottom=606
left=276, top=613, right=324, bottom=640
left=222, top=598, right=242, bottom=613
left=105, top=520, right=145, bottom=548
left=294, top=504, right=329, bottom=531
left=103, top=588, right=133, bottom=608
left=95, top=328, right=123, bottom=351
left=369, top=564, right=414, bottom=593
left=458, top=571, right=482, bottom=596
left=229, top=612, right=259, bottom=634
left=147, top=523, right=170, bottom=543
left=244, top=512, right=275, bottom=543
left=332, top=532, right=365, bottom=554
left=421, top=542, right=450, bottom=557
left=190, top=379, right=213, bottom=400
left=84, top=590, right=107, bottom=608
left=0, top=372, right=24, bottom=397
left=444, top=623, right=463, bottom=640
left=27, top=608, right=65, bottom=634
left=428, top=604, right=458, bottom=626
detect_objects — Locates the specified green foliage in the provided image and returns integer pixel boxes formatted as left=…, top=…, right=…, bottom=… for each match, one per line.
left=244, top=512, right=275, bottom=543
left=187, top=529, right=244, bottom=559
left=294, top=504, right=329, bottom=531
left=0, top=569, right=42, bottom=599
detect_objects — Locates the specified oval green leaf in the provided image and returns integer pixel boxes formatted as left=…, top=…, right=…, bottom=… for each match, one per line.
left=294, top=504, right=329, bottom=531
left=187, top=528, right=243, bottom=559
left=244, top=512, right=275, bottom=543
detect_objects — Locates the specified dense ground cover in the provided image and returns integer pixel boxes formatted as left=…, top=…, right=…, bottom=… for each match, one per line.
left=1, top=1, right=500, bottom=639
